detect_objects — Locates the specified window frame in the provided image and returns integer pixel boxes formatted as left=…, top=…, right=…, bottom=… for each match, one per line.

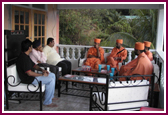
left=32, top=10, right=47, bottom=46
left=12, top=5, right=47, bottom=46
left=12, top=6, right=32, bottom=40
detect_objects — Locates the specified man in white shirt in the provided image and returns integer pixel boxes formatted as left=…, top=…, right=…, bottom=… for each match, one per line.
left=43, top=38, right=71, bottom=76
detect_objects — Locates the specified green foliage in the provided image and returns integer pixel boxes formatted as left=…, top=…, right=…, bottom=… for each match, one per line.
left=59, top=9, right=157, bottom=49
left=100, top=32, right=138, bottom=48
left=128, top=9, right=158, bottom=48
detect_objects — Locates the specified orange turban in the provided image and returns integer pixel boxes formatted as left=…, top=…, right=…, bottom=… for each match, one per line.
left=135, top=42, right=145, bottom=50
left=94, top=38, right=101, bottom=43
left=144, top=41, right=151, bottom=47
left=116, top=39, right=123, bottom=44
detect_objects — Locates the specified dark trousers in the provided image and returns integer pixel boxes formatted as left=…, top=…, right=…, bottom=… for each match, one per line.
left=56, top=60, right=71, bottom=76
left=37, top=63, right=59, bottom=88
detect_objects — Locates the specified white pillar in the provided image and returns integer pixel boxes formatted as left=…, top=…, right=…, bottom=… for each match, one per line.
left=156, top=9, right=164, bottom=52
left=156, top=8, right=165, bottom=109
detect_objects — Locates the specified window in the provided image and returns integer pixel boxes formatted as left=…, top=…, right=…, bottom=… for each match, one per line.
left=12, top=6, right=46, bottom=46
left=12, top=6, right=31, bottom=40
left=33, top=10, right=46, bottom=47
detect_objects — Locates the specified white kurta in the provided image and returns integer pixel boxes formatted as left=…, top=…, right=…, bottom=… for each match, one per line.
left=43, top=45, right=63, bottom=65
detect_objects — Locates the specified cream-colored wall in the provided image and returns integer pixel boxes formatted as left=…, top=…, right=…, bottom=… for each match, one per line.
left=4, top=4, right=9, bottom=29
left=47, top=4, right=59, bottom=50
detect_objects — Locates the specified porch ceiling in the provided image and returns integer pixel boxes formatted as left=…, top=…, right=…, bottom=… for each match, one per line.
left=57, top=4, right=164, bottom=9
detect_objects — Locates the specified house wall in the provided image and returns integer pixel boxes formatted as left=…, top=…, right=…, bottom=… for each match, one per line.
left=3, top=4, right=59, bottom=50
left=4, top=4, right=10, bottom=30
left=47, top=4, right=59, bottom=50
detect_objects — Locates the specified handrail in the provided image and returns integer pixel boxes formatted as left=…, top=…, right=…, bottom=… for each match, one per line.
left=56, top=44, right=156, bottom=61
left=57, top=44, right=156, bottom=52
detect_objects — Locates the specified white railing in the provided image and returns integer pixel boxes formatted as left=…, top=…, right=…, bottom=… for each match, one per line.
left=57, top=44, right=156, bottom=69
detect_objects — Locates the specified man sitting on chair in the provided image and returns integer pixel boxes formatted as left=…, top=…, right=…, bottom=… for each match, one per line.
left=119, top=42, right=153, bottom=81
left=16, top=39, right=57, bottom=107
left=105, top=39, right=127, bottom=72
left=43, top=37, right=71, bottom=76
left=84, top=38, right=105, bottom=69
left=29, top=39, right=59, bottom=88
left=29, top=39, right=47, bottom=64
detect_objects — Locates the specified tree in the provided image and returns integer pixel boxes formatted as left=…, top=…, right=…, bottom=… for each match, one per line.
left=128, top=9, right=157, bottom=49
left=59, top=9, right=157, bottom=49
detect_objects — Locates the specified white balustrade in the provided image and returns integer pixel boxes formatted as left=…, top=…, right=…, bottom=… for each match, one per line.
left=57, top=44, right=156, bottom=68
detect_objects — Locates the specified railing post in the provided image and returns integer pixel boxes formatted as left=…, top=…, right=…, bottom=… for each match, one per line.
left=72, top=47, right=75, bottom=60
left=60, top=47, right=64, bottom=58
left=128, top=51, right=132, bottom=63
left=109, top=49, right=112, bottom=53
left=77, top=48, right=81, bottom=60
left=66, top=47, right=70, bottom=60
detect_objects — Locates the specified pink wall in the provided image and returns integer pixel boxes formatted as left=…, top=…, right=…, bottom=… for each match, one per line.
left=56, top=8, right=59, bottom=52
left=47, top=4, right=59, bottom=52
left=4, top=4, right=9, bottom=29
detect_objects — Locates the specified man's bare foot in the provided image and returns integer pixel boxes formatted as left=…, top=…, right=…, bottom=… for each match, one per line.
left=46, top=103, right=57, bottom=107
left=52, top=97, right=59, bottom=101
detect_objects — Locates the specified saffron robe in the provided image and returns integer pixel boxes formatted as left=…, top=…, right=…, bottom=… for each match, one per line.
left=119, top=52, right=153, bottom=81
left=145, top=50, right=153, bottom=61
left=106, top=47, right=127, bottom=71
left=84, top=47, right=105, bottom=69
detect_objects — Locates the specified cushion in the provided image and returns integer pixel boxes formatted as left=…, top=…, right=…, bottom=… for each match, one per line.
left=7, top=64, right=20, bottom=84
left=92, top=80, right=149, bottom=111
left=7, top=64, right=45, bottom=92
left=79, top=58, right=86, bottom=67
left=104, top=53, right=110, bottom=63
left=8, top=83, right=45, bottom=92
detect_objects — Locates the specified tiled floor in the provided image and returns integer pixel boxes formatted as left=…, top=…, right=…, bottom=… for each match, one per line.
left=4, top=84, right=91, bottom=111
